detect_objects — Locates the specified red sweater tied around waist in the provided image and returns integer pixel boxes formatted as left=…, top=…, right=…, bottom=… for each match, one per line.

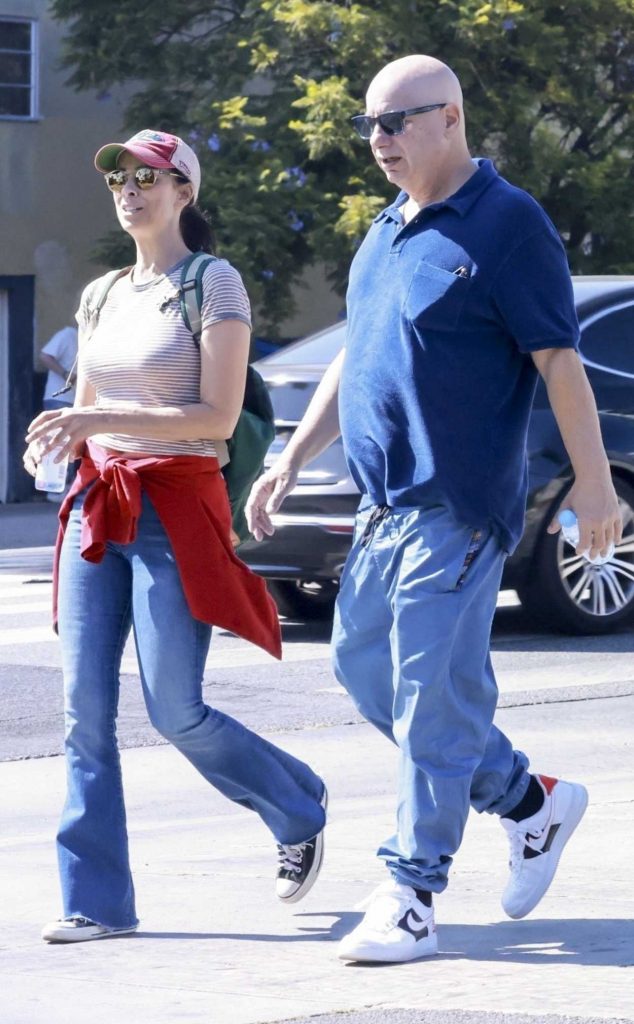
left=53, top=442, right=281, bottom=659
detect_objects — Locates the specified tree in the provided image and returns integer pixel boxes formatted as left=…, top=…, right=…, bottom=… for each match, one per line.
left=52, top=0, right=634, bottom=334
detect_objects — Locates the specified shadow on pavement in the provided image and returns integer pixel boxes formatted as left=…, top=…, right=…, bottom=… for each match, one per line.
left=135, top=913, right=634, bottom=968
left=279, top=618, right=333, bottom=645
left=136, top=910, right=359, bottom=943
left=491, top=606, right=634, bottom=652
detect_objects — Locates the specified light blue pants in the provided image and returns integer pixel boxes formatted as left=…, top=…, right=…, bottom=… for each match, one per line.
left=332, top=504, right=530, bottom=893
left=56, top=490, right=325, bottom=929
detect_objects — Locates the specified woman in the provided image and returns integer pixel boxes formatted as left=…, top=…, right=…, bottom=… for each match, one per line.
left=24, top=130, right=327, bottom=943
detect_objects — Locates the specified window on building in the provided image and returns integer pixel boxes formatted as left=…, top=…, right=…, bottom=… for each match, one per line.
left=0, top=18, right=37, bottom=119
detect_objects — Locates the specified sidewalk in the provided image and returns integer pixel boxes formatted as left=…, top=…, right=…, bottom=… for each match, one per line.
left=1, top=696, right=632, bottom=1024
left=0, top=500, right=59, bottom=550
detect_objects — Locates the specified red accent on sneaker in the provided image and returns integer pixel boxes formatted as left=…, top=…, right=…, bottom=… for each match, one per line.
left=537, top=774, right=558, bottom=795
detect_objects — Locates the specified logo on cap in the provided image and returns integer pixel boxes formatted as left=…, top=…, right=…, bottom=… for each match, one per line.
left=135, top=130, right=169, bottom=143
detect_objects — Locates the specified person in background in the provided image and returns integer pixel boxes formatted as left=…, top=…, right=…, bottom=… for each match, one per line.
left=246, top=56, right=621, bottom=964
left=40, top=323, right=78, bottom=413
left=39, top=322, right=79, bottom=498
left=24, top=129, right=326, bottom=944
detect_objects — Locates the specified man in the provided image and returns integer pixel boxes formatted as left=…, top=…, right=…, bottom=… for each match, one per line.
left=246, top=55, right=622, bottom=963
left=39, top=321, right=79, bottom=499
left=40, top=322, right=78, bottom=414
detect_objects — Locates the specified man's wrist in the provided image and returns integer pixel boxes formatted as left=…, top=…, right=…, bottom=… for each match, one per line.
left=275, top=449, right=303, bottom=477
left=571, top=459, right=612, bottom=485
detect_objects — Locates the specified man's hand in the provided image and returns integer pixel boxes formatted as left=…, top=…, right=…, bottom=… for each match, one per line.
left=246, top=463, right=298, bottom=542
left=547, top=477, right=622, bottom=560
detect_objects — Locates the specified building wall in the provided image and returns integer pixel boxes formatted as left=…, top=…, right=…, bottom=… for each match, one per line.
left=0, top=2, right=343, bottom=352
left=279, top=263, right=344, bottom=339
left=0, top=0, right=131, bottom=353
left=0, top=2, right=341, bottom=501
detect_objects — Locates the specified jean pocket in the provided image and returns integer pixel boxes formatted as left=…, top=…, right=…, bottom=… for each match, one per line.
left=452, top=528, right=486, bottom=591
left=353, top=507, right=374, bottom=546
left=403, top=260, right=471, bottom=331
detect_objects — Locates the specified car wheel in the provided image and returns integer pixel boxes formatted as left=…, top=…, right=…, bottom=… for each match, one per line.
left=517, top=476, right=634, bottom=634
left=267, top=579, right=338, bottom=620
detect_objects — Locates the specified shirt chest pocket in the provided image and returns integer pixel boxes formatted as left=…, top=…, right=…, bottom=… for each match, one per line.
left=403, top=260, right=471, bottom=331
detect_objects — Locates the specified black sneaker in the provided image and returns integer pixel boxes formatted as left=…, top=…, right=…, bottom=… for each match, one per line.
left=275, top=785, right=327, bottom=903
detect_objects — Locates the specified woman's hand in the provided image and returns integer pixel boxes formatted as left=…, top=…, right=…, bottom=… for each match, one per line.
left=25, top=407, right=105, bottom=462
left=23, top=439, right=43, bottom=478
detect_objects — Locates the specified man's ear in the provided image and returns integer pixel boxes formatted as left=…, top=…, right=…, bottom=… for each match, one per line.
left=443, top=103, right=461, bottom=134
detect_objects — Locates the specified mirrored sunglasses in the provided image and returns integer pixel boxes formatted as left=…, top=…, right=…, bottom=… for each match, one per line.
left=104, top=166, right=187, bottom=192
left=351, top=103, right=447, bottom=140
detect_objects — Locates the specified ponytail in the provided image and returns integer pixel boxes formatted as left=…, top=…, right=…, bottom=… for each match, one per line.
left=179, top=203, right=215, bottom=254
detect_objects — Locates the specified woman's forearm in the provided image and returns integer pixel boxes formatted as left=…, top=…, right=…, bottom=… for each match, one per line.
left=25, top=400, right=239, bottom=459
left=93, top=401, right=239, bottom=442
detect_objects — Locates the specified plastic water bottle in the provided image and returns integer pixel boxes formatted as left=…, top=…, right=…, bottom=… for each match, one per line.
left=558, top=509, right=615, bottom=565
left=35, top=441, right=69, bottom=494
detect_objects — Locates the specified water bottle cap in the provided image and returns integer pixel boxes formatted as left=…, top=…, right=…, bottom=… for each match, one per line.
left=558, top=509, right=577, bottom=527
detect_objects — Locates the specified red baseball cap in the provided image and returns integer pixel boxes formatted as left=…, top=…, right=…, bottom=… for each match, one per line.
left=94, top=129, right=201, bottom=200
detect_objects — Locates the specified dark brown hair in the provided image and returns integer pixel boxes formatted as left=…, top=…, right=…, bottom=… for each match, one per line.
left=179, top=203, right=215, bottom=254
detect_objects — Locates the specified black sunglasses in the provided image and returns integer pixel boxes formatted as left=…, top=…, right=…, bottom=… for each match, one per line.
left=104, top=166, right=188, bottom=192
left=351, top=103, right=447, bottom=140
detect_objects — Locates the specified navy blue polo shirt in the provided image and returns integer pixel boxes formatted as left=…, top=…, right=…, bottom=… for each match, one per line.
left=339, top=158, right=579, bottom=552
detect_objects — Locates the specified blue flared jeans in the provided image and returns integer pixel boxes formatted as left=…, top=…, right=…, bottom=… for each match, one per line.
left=56, top=490, right=325, bottom=929
left=332, top=504, right=530, bottom=894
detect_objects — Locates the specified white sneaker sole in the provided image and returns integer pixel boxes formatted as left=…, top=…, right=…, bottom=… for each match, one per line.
left=504, top=782, right=588, bottom=920
left=42, top=924, right=138, bottom=944
left=338, top=932, right=439, bottom=963
left=277, top=786, right=327, bottom=905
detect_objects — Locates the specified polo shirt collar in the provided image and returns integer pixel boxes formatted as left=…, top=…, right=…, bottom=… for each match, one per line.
left=374, top=158, right=498, bottom=223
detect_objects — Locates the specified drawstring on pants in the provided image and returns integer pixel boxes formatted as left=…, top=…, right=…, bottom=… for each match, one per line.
left=359, top=504, right=391, bottom=548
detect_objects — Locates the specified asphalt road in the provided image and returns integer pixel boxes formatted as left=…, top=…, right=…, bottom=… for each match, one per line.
left=2, top=547, right=634, bottom=1024
left=1, top=565, right=633, bottom=761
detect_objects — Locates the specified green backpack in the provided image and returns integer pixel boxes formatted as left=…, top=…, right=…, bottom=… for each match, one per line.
left=177, top=252, right=275, bottom=543
left=75, top=252, right=275, bottom=544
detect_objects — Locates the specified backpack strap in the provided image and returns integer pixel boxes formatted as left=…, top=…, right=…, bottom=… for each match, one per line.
left=89, top=267, right=132, bottom=321
left=51, top=267, right=131, bottom=397
left=177, top=252, right=229, bottom=465
left=178, top=252, right=218, bottom=345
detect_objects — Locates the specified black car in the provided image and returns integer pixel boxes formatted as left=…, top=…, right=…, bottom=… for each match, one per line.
left=241, top=277, right=634, bottom=634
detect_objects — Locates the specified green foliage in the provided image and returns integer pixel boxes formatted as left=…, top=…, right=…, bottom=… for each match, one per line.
left=52, top=0, right=634, bottom=333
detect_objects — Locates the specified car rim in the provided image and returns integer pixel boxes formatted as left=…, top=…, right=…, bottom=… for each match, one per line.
left=557, top=496, right=634, bottom=617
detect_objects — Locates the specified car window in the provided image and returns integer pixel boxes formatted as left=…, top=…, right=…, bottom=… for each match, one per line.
left=579, top=303, right=634, bottom=409
left=262, top=323, right=346, bottom=366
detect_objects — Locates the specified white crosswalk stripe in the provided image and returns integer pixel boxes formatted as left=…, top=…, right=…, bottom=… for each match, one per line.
left=0, top=546, right=55, bottom=576
left=0, top=574, right=58, bottom=656
left=0, top=559, right=331, bottom=673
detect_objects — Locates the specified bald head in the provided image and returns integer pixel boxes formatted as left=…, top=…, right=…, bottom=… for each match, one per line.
left=366, top=55, right=463, bottom=117
left=363, top=55, right=474, bottom=208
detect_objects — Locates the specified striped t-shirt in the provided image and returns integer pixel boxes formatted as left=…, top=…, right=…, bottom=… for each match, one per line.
left=77, top=255, right=251, bottom=457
